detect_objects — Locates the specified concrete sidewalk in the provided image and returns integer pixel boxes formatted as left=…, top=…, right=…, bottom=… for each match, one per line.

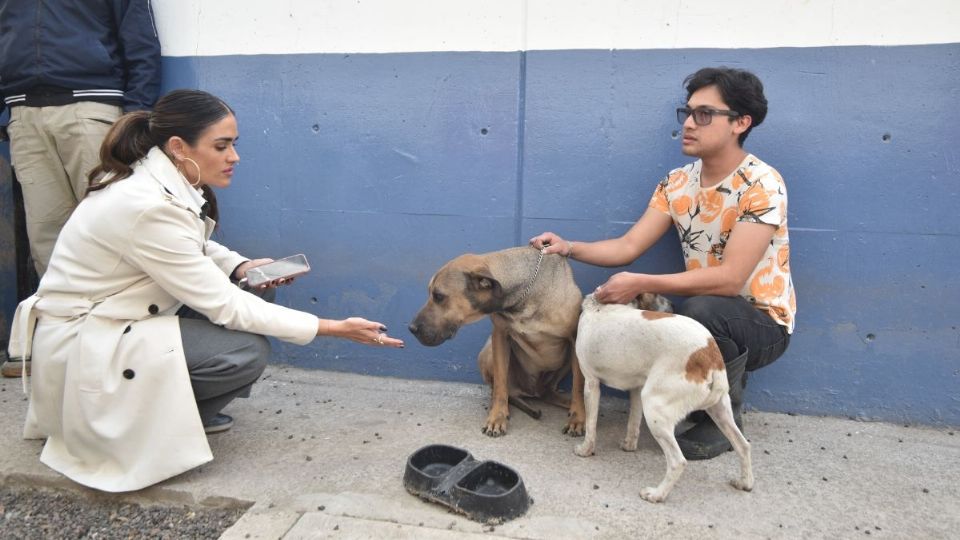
left=1, top=365, right=958, bottom=539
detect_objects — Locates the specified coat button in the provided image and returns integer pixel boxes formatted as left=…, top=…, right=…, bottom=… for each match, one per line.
left=148, top=304, right=159, bottom=315
left=123, top=369, right=135, bottom=380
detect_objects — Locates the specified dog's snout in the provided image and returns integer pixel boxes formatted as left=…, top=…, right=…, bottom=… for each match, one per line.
left=407, top=314, right=456, bottom=347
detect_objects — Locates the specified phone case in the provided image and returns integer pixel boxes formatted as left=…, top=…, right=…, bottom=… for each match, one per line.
left=245, top=254, right=310, bottom=287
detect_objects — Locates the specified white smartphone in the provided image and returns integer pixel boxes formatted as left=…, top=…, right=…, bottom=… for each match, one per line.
left=242, top=254, right=311, bottom=287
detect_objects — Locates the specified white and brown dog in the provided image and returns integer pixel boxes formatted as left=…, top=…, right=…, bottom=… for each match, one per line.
left=574, top=293, right=753, bottom=503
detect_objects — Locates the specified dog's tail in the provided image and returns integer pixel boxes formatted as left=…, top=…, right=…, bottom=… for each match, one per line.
left=707, top=367, right=730, bottom=404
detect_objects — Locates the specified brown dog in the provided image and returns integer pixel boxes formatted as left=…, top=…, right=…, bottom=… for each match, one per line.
left=409, top=246, right=585, bottom=437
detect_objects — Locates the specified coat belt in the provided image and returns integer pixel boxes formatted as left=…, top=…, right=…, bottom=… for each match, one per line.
left=10, top=295, right=101, bottom=393
left=10, top=295, right=42, bottom=393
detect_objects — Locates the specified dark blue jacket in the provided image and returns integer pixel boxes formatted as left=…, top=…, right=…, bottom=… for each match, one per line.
left=0, top=0, right=161, bottom=116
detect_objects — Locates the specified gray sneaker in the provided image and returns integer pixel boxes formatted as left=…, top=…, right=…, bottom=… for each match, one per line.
left=203, top=414, right=234, bottom=434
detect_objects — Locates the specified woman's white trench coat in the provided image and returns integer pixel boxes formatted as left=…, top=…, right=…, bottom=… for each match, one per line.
left=8, top=147, right=318, bottom=492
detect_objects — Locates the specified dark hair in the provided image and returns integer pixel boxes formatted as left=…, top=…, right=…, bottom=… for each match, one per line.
left=684, top=67, right=767, bottom=146
left=86, top=89, right=235, bottom=219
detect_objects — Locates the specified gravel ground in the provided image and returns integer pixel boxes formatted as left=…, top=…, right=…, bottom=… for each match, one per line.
left=0, top=485, right=247, bottom=539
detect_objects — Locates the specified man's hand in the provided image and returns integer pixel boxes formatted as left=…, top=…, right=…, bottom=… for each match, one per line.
left=594, top=272, right=645, bottom=304
left=529, top=232, right=573, bottom=257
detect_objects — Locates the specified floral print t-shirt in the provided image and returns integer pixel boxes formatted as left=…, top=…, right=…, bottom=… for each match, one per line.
left=649, top=154, right=796, bottom=333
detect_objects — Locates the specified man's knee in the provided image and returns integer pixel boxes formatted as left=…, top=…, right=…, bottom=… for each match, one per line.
left=677, top=295, right=730, bottom=327
left=678, top=296, right=744, bottom=363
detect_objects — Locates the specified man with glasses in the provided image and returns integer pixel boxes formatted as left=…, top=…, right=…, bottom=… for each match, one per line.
left=531, top=67, right=795, bottom=460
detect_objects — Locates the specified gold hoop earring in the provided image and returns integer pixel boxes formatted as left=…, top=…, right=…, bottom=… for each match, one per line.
left=180, top=157, right=202, bottom=187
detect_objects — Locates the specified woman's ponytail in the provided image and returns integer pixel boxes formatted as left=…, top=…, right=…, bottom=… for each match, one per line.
left=86, top=111, right=155, bottom=193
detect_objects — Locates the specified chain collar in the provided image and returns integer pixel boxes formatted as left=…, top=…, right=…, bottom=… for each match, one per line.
left=508, top=247, right=546, bottom=311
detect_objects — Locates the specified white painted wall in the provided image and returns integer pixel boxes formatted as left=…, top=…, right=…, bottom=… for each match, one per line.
left=155, top=0, right=960, bottom=56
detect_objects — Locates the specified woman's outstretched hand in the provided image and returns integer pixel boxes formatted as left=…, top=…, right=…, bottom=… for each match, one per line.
left=320, top=317, right=405, bottom=348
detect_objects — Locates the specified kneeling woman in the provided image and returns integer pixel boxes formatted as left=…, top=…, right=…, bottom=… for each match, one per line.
left=8, top=90, right=404, bottom=492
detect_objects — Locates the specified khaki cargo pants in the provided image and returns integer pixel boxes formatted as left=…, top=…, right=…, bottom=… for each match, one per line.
left=7, top=102, right=121, bottom=276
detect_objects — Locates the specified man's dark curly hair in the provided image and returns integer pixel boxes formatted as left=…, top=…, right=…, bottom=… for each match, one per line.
left=684, top=67, right=768, bottom=146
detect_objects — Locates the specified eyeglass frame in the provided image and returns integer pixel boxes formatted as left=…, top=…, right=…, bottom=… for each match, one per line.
left=676, top=106, right=741, bottom=126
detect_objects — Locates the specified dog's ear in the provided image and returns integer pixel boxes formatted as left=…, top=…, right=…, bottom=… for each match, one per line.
left=635, top=293, right=674, bottom=313
left=465, top=271, right=506, bottom=314
left=467, top=272, right=503, bottom=298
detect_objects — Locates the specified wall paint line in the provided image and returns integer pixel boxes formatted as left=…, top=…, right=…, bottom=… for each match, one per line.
left=155, top=1, right=960, bottom=57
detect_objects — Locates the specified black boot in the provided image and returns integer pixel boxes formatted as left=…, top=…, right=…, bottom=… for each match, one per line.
left=677, top=351, right=748, bottom=460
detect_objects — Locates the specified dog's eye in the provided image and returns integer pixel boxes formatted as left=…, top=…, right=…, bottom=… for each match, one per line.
left=432, top=291, right=446, bottom=303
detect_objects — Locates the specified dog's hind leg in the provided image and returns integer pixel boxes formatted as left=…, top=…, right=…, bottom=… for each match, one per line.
left=574, top=377, right=601, bottom=457
left=638, top=394, right=688, bottom=503
left=539, top=384, right=571, bottom=409
left=538, top=362, right=572, bottom=410
left=508, top=396, right=542, bottom=419
left=563, top=348, right=586, bottom=436
left=704, top=395, right=754, bottom=492
left=537, top=352, right=586, bottom=436
left=620, top=388, right=644, bottom=452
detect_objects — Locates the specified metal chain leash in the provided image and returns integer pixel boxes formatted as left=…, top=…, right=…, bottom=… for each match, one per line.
left=513, top=247, right=546, bottom=307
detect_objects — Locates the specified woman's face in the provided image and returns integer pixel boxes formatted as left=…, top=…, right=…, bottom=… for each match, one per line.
left=176, top=114, right=240, bottom=189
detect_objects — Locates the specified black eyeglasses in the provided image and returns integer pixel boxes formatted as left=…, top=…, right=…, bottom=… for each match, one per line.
left=676, top=106, right=741, bottom=126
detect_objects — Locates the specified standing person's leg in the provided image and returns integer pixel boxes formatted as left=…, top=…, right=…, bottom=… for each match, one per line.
left=7, top=102, right=117, bottom=275
left=6, top=105, right=74, bottom=276
left=52, top=102, right=121, bottom=201
left=675, top=295, right=790, bottom=460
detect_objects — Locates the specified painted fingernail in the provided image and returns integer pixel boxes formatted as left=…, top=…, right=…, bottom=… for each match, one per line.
left=380, top=326, right=388, bottom=332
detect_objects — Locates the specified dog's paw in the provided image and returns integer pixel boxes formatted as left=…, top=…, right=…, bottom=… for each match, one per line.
left=562, top=418, right=585, bottom=437
left=481, top=424, right=507, bottom=437
left=639, top=487, right=667, bottom=503
left=730, top=478, right=754, bottom=492
left=481, top=415, right=508, bottom=437
left=574, top=442, right=595, bottom=457
left=619, top=438, right=638, bottom=452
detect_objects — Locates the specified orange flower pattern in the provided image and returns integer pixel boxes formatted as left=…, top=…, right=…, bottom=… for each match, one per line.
left=650, top=154, right=796, bottom=333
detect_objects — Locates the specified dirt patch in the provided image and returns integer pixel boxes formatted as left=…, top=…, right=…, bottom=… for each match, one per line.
left=0, top=485, right=246, bottom=539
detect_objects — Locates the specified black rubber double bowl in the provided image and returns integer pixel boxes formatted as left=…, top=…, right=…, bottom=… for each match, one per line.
left=403, top=444, right=532, bottom=524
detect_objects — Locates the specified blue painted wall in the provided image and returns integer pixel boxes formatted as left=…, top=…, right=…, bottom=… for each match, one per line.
left=3, top=43, right=957, bottom=426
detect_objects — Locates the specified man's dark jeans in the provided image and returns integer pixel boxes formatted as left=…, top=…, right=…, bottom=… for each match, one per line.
left=677, top=295, right=790, bottom=372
